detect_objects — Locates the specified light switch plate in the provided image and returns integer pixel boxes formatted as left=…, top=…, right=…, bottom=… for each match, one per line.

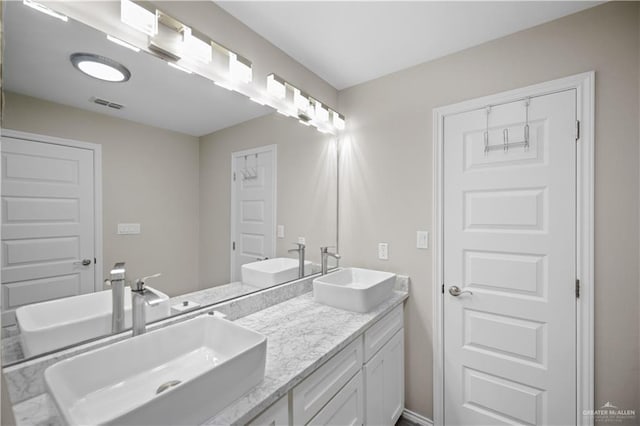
left=416, top=231, right=429, bottom=249
left=277, top=225, right=285, bottom=239
left=378, top=242, right=389, bottom=260
left=117, top=223, right=141, bottom=235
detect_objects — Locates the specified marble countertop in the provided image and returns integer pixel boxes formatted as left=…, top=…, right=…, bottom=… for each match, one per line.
left=10, top=279, right=408, bottom=426
left=204, top=290, right=408, bottom=425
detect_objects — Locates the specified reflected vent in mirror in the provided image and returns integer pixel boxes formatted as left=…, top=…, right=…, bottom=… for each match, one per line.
left=90, top=97, right=125, bottom=110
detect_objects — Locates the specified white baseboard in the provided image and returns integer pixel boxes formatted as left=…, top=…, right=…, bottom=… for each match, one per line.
left=401, top=408, right=433, bottom=426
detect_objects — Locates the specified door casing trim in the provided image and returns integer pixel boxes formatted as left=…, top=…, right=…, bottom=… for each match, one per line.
left=1, top=128, right=104, bottom=293
left=432, top=71, right=595, bottom=426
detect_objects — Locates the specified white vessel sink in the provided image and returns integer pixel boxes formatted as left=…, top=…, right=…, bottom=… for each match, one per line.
left=313, top=268, right=396, bottom=313
left=45, top=314, right=267, bottom=426
left=242, top=257, right=312, bottom=288
left=16, top=287, right=170, bottom=357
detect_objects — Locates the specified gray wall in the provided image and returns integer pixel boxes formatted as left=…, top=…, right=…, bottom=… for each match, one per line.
left=338, top=1, right=640, bottom=420
left=199, top=113, right=337, bottom=287
left=2, top=92, right=201, bottom=297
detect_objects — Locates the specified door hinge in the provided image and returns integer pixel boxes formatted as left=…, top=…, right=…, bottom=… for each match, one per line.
left=442, top=284, right=445, bottom=294
left=575, top=120, right=580, bottom=142
left=94, top=257, right=97, bottom=265
left=232, top=241, right=236, bottom=250
left=575, top=279, right=580, bottom=298
left=233, top=172, right=236, bottom=181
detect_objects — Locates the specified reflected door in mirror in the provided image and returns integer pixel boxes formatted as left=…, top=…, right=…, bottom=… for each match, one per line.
left=231, top=146, right=276, bottom=281
left=1, top=137, right=96, bottom=326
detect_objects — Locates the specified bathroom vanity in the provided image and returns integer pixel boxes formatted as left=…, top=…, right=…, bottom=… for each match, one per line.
left=7, top=274, right=408, bottom=426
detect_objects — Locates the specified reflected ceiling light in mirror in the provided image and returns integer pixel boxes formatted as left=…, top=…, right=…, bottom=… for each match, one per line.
left=121, top=0, right=157, bottom=37
left=107, top=35, right=141, bottom=52
left=70, top=53, right=131, bottom=82
left=167, top=62, right=193, bottom=74
left=23, top=0, right=68, bottom=22
left=267, top=74, right=286, bottom=99
left=229, top=52, right=252, bottom=83
left=182, top=27, right=212, bottom=63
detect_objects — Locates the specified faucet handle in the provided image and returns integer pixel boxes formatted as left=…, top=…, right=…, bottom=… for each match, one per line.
left=288, top=242, right=305, bottom=252
left=132, top=273, right=162, bottom=291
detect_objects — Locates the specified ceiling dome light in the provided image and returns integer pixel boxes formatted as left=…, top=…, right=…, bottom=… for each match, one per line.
left=70, top=53, right=131, bottom=82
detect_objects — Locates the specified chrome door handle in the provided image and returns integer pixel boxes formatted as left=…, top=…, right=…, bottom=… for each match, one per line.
left=74, top=259, right=92, bottom=266
left=449, top=285, right=472, bottom=297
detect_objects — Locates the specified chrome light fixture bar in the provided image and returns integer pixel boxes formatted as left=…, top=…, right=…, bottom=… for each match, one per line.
left=23, top=0, right=68, bottom=22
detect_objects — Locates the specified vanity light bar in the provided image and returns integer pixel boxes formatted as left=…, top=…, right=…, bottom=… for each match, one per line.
left=107, top=35, right=141, bottom=52
left=120, top=0, right=157, bottom=37
left=267, top=74, right=286, bottom=99
left=167, top=62, right=193, bottom=74
left=229, top=52, right=253, bottom=83
left=115, top=0, right=343, bottom=134
left=331, top=111, right=346, bottom=130
left=23, top=0, right=68, bottom=22
left=182, top=27, right=212, bottom=64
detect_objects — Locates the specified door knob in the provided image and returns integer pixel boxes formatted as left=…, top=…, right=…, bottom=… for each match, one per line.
left=449, top=285, right=472, bottom=297
left=74, top=259, right=92, bottom=266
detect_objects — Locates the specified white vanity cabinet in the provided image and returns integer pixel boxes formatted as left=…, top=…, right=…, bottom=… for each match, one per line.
left=248, top=395, right=289, bottom=426
left=364, top=330, right=404, bottom=425
left=363, top=304, right=405, bottom=425
left=249, top=304, right=404, bottom=426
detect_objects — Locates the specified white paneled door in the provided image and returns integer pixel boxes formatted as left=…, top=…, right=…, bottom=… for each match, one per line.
left=1, top=137, right=96, bottom=325
left=231, top=146, right=276, bottom=281
left=443, top=90, right=577, bottom=425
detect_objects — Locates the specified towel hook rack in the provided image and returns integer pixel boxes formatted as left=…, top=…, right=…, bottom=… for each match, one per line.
left=484, top=98, right=530, bottom=155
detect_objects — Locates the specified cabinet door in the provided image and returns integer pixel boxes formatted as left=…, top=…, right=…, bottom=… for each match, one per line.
left=364, top=329, right=404, bottom=425
left=308, top=371, right=364, bottom=426
left=248, top=395, right=289, bottom=426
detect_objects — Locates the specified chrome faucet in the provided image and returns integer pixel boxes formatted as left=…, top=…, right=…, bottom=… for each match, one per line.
left=105, top=262, right=126, bottom=334
left=288, top=242, right=306, bottom=278
left=131, top=273, right=164, bottom=336
left=320, top=246, right=341, bottom=275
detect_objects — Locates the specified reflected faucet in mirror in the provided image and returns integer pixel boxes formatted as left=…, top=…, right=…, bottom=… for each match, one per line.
left=105, top=262, right=127, bottom=334
left=288, top=243, right=306, bottom=279
left=320, top=246, right=341, bottom=275
left=131, top=273, right=164, bottom=336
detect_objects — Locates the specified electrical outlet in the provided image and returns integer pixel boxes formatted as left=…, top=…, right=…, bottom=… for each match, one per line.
left=416, top=231, right=429, bottom=249
left=378, top=242, right=389, bottom=260
left=277, top=225, right=285, bottom=239
left=298, top=236, right=306, bottom=245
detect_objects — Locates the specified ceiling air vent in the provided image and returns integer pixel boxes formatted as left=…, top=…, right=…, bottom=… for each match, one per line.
left=90, top=97, right=125, bottom=110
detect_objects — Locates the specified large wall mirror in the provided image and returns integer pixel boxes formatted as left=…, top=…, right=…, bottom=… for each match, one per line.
left=1, top=2, right=338, bottom=365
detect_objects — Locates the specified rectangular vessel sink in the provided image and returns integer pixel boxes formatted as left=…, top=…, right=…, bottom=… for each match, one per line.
left=313, top=268, right=396, bottom=313
left=16, top=286, right=170, bottom=357
left=242, top=257, right=312, bottom=288
left=45, top=314, right=267, bottom=426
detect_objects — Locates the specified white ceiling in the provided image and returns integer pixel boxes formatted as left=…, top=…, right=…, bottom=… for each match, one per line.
left=217, top=1, right=601, bottom=90
left=3, top=2, right=270, bottom=137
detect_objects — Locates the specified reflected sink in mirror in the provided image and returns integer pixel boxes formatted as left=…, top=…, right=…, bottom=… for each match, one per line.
left=242, top=257, right=313, bottom=289
left=45, top=314, right=267, bottom=426
left=313, top=268, right=396, bottom=313
left=16, top=287, right=170, bottom=358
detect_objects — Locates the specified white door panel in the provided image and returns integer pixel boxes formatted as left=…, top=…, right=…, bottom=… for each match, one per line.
left=444, top=90, right=576, bottom=425
left=1, top=137, right=95, bottom=325
left=231, top=146, right=276, bottom=281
